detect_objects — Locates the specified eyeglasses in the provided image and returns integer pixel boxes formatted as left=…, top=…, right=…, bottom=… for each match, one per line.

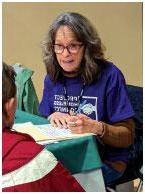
left=53, top=43, right=83, bottom=54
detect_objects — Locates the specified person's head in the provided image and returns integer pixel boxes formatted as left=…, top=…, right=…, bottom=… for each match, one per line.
left=42, top=12, right=105, bottom=84
left=2, top=62, right=17, bottom=129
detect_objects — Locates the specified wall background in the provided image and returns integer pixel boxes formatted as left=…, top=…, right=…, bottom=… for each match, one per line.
left=2, top=2, right=143, bottom=101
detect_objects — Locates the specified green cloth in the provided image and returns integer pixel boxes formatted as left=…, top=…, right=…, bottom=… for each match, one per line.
left=46, top=136, right=102, bottom=174
left=15, top=110, right=102, bottom=174
left=15, top=110, right=48, bottom=125
left=14, top=65, right=39, bottom=115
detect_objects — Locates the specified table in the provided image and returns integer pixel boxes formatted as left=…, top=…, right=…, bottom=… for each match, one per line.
left=15, top=109, right=106, bottom=191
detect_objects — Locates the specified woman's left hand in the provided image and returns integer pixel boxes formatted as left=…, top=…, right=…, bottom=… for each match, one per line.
left=66, top=114, right=104, bottom=135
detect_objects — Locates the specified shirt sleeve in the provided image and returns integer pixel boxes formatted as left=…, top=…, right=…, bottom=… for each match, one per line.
left=106, top=68, right=135, bottom=123
left=39, top=75, right=52, bottom=117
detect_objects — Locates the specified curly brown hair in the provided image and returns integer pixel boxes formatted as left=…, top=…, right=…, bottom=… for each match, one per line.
left=42, top=12, right=106, bottom=84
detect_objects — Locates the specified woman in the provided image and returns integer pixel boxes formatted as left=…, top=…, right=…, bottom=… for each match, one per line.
left=39, top=12, right=135, bottom=186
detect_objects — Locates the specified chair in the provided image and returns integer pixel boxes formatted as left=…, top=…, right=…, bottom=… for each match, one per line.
left=108, top=85, right=143, bottom=191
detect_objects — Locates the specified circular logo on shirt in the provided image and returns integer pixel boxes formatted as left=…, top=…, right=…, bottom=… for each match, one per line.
left=81, top=103, right=95, bottom=115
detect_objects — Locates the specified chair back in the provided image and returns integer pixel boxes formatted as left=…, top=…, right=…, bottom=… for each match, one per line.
left=106, top=85, right=143, bottom=188
left=127, top=85, right=143, bottom=169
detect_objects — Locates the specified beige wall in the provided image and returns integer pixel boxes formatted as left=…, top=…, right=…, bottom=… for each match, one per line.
left=2, top=2, right=142, bottom=101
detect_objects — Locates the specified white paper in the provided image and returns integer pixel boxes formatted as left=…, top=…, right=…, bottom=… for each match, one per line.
left=13, top=122, right=94, bottom=144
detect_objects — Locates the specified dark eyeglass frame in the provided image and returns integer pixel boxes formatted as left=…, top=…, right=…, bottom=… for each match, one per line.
left=53, top=43, right=84, bottom=54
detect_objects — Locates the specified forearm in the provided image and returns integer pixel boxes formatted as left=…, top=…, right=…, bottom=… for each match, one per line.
left=99, top=119, right=135, bottom=148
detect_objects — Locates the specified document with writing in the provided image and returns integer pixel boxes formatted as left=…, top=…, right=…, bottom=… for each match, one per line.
left=12, top=122, right=94, bottom=144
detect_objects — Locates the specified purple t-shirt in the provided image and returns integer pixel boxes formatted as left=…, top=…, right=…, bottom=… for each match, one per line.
left=39, top=61, right=134, bottom=123
left=39, top=61, right=135, bottom=162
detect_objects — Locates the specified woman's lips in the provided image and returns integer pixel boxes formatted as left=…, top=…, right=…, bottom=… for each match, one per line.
left=62, top=60, right=74, bottom=64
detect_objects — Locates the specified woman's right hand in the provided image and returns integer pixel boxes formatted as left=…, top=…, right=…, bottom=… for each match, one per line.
left=48, top=112, right=71, bottom=128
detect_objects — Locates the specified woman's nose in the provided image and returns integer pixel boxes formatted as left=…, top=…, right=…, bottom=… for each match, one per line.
left=62, top=47, right=71, bottom=57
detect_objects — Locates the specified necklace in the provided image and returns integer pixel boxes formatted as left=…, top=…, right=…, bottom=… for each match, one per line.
left=63, top=81, right=85, bottom=115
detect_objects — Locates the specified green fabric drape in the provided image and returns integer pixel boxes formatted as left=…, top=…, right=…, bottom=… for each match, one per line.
left=15, top=110, right=102, bottom=174
left=13, top=65, right=39, bottom=115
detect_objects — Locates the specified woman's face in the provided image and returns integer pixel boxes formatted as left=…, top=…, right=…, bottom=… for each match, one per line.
left=54, top=26, right=84, bottom=76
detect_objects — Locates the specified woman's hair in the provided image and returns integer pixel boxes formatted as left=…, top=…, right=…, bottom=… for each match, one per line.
left=2, top=62, right=16, bottom=116
left=42, top=12, right=106, bottom=84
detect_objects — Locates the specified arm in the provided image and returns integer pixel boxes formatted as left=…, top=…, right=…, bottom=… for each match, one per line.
left=67, top=115, right=135, bottom=148
left=39, top=75, right=53, bottom=117
left=99, top=118, right=135, bottom=147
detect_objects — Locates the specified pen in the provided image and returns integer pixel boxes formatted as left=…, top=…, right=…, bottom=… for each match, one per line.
left=68, top=100, right=87, bottom=126
left=69, top=100, right=87, bottom=116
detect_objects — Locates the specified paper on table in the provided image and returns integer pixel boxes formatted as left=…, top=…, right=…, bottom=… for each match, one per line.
left=13, top=122, right=51, bottom=142
left=13, top=122, right=94, bottom=142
